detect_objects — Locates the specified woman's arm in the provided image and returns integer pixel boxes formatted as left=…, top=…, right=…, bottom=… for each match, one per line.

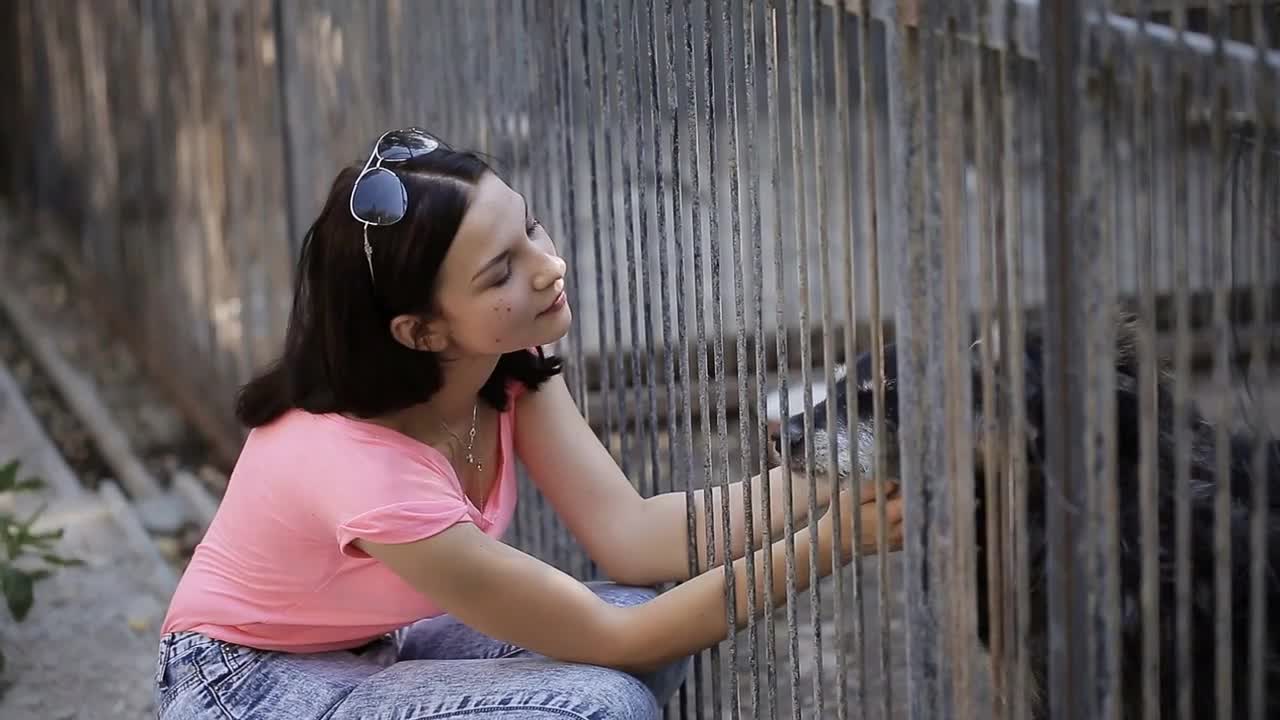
left=355, top=481, right=902, bottom=674
left=639, top=464, right=842, bottom=582
left=514, top=373, right=861, bottom=586
left=512, top=375, right=653, bottom=583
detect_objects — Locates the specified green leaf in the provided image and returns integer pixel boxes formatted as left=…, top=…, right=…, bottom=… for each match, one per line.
left=0, top=460, right=19, bottom=493
left=22, top=501, right=50, bottom=528
left=28, top=527, right=64, bottom=544
left=14, top=476, right=46, bottom=493
left=1, top=567, right=35, bottom=622
left=40, top=553, right=82, bottom=568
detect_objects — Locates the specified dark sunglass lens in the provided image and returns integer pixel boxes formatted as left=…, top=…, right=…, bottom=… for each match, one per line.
left=377, top=130, right=438, bottom=161
left=351, top=168, right=407, bottom=225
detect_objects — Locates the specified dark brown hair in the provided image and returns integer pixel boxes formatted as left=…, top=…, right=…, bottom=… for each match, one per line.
left=236, top=140, right=560, bottom=428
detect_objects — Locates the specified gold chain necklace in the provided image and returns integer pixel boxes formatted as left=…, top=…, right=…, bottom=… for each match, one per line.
left=438, top=401, right=482, bottom=473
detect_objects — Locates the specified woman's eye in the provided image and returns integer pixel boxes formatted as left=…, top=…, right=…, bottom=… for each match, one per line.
left=493, top=262, right=513, bottom=287
left=526, top=218, right=542, bottom=236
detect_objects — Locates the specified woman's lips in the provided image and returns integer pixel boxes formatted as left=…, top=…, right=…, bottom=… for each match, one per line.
left=538, top=290, right=567, bottom=316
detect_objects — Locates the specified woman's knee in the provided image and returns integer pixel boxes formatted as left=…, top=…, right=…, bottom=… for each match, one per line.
left=585, top=581, right=659, bottom=608
left=584, top=582, right=691, bottom=705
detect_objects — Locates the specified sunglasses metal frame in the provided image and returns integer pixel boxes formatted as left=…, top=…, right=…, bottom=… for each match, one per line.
left=349, top=128, right=440, bottom=284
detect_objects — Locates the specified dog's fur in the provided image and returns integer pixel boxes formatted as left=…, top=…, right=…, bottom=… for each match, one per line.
left=776, top=319, right=1280, bottom=719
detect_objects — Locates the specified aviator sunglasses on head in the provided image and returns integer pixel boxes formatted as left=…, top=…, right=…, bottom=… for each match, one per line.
left=348, top=127, right=441, bottom=284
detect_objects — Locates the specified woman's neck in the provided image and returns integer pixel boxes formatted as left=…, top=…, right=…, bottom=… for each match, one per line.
left=385, top=353, right=500, bottom=441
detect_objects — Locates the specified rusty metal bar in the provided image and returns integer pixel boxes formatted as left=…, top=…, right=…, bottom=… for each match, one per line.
left=632, top=0, right=664, bottom=527
left=886, top=1, right=951, bottom=717
left=657, top=1, right=704, bottom=716
left=970, top=2, right=1010, bottom=718
left=1245, top=8, right=1275, bottom=720
left=1124, top=4, right=1165, bottom=720
left=613, top=0, right=645, bottom=496
left=716, top=0, right=760, bottom=715
left=761, top=0, right=805, bottom=716
left=842, top=4, right=873, bottom=719
left=745, top=2, right=781, bottom=717
left=1207, top=3, right=1236, bottom=717
left=853, top=5, right=896, bottom=718
left=1039, top=1, right=1106, bottom=718
left=1168, top=5, right=1196, bottom=720
left=789, top=1, right=826, bottom=717
left=938, top=7, right=977, bottom=720
left=997, top=2, right=1032, bottom=718
left=1084, top=5, right=1122, bottom=720
left=820, top=3, right=852, bottom=720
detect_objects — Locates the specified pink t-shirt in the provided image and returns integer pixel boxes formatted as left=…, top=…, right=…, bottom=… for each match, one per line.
left=161, top=385, right=523, bottom=652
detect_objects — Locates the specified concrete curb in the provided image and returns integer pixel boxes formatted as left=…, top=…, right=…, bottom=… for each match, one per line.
left=0, top=351, right=84, bottom=500
left=0, top=282, right=165, bottom=502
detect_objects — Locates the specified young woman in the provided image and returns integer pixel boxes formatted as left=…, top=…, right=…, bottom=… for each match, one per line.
left=154, top=129, right=905, bottom=719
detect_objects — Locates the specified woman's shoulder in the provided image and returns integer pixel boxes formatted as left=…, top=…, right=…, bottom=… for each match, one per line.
left=242, top=409, right=451, bottom=478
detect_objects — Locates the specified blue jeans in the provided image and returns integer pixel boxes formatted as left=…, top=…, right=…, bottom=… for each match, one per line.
left=154, top=583, right=689, bottom=719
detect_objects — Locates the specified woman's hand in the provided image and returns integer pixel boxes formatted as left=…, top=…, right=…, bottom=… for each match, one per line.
left=817, top=479, right=905, bottom=563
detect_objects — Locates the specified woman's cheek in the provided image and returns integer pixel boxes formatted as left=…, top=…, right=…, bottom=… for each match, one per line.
left=491, top=300, right=515, bottom=345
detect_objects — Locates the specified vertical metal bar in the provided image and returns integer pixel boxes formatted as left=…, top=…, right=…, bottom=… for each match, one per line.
left=719, top=0, right=761, bottom=714
left=1206, top=4, right=1234, bottom=717
left=577, top=0, right=616, bottom=484
left=789, top=1, right=824, bottom=717
left=552, top=0, right=588, bottom=413
left=886, top=0, right=950, bottom=717
left=745, top=3, right=780, bottom=717
left=997, top=3, right=1031, bottom=718
left=1245, top=8, right=1274, bottom=720
left=764, top=1, right=802, bottom=716
left=971, top=3, right=1010, bottom=717
left=1039, top=1, right=1102, bottom=718
left=641, top=0, right=689, bottom=710
left=662, top=2, right=704, bottom=716
left=701, top=0, right=740, bottom=712
left=1168, top=5, right=1195, bottom=720
left=839, top=5, right=870, bottom=719
left=613, top=0, right=644, bottom=494
left=852, top=4, right=894, bottom=717
left=821, top=3, right=851, bottom=720
left=599, top=0, right=629, bottom=495
left=687, top=0, right=726, bottom=713
left=939, top=8, right=976, bottom=720
left=643, top=0, right=668, bottom=492
left=1092, top=5, right=1122, bottom=718
left=630, top=0, right=663, bottom=519
left=1129, top=5, right=1163, bottom=720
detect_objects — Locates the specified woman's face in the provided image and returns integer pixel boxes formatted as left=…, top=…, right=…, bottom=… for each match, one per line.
left=429, top=172, right=571, bottom=356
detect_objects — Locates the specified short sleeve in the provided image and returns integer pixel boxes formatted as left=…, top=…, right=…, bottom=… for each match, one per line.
left=306, top=445, right=474, bottom=559
left=335, top=498, right=473, bottom=559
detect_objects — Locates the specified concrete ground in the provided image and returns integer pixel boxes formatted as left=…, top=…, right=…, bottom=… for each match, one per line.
left=0, top=358, right=175, bottom=719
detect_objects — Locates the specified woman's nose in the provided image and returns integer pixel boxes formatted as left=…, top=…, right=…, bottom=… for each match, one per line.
left=534, top=254, right=566, bottom=291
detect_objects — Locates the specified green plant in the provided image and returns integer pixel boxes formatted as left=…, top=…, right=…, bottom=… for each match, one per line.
left=0, top=459, right=81, bottom=676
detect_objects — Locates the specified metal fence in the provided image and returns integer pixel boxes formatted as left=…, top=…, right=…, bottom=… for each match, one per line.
left=3, top=1, right=1279, bottom=719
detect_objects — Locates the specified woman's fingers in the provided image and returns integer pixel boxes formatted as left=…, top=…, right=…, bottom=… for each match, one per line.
left=855, top=492, right=905, bottom=555
left=857, top=478, right=898, bottom=503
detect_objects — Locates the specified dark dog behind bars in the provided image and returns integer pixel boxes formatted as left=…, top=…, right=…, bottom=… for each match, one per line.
left=777, top=314, right=1280, bottom=719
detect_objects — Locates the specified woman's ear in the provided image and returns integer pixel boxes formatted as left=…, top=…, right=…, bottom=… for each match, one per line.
left=389, top=314, right=448, bottom=352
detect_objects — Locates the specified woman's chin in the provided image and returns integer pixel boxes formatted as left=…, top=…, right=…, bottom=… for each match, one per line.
left=535, top=304, right=572, bottom=342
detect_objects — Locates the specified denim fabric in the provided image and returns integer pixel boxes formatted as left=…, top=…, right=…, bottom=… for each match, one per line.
left=154, top=582, right=690, bottom=719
